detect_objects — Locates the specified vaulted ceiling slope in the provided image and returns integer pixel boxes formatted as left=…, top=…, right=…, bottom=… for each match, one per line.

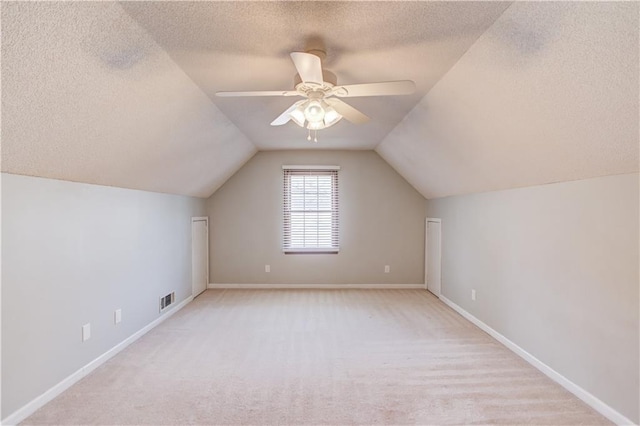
left=3, top=2, right=637, bottom=200
left=377, top=1, right=639, bottom=199
left=1, top=2, right=256, bottom=198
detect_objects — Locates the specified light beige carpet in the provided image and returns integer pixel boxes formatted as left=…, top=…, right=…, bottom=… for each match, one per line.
left=23, top=289, right=609, bottom=425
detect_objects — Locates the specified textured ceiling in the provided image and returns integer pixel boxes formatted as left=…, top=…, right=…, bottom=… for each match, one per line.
left=2, top=2, right=637, bottom=200
left=121, top=1, right=511, bottom=150
left=377, top=1, right=639, bottom=199
left=1, top=1, right=256, bottom=198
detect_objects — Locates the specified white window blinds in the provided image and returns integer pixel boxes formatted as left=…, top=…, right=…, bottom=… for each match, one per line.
left=283, top=166, right=339, bottom=253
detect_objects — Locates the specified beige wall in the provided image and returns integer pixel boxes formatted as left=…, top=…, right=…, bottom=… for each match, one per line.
left=206, top=150, right=426, bottom=284
left=427, top=173, right=639, bottom=422
left=1, top=173, right=205, bottom=420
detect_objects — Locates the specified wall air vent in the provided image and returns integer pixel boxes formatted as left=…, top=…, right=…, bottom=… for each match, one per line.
left=159, top=292, right=176, bottom=313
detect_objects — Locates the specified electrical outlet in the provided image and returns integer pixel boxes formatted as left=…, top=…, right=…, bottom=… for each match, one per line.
left=265, top=265, right=271, bottom=273
left=82, top=323, right=91, bottom=342
left=114, top=309, right=122, bottom=324
left=384, top=265, right=390, bottom=273
left=471, top=289, right=476, bottom=301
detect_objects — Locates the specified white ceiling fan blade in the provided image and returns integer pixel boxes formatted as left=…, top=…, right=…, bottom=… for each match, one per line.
left=325, top=98, right=369, bottom=124
left=216, top=90, right=298, bottom=97
left=270, top=101, right=304, bottom=126
left=290, top=52, right=324, bottom=85
left=332, top=80, right=416, bottom=97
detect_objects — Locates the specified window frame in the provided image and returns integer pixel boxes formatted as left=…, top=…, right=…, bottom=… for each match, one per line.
left=282, top=165, right=340, bottom=254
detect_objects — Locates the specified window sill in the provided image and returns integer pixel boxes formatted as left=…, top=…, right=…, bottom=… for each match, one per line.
left=283, top=248, right=339, bottom=254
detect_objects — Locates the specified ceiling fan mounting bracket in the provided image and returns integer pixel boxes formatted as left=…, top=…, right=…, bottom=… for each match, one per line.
left=294, top=81, right=334, bottom=98
left=293, top=70, right=337, bottom=94
left=305, top=91, right=324, bottom=101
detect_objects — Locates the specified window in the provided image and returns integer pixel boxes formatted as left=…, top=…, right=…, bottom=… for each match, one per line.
left=283, top=165, right=339, bottom=253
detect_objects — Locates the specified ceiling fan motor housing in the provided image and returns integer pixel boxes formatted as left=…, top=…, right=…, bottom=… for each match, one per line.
left=294, top=70, right=337, bottom=94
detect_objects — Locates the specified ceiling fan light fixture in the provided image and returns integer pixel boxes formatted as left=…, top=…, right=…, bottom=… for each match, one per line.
left=306, top=120, right=325, bottom=130
left=323, top=106, right=342, bottom=127
left=304, top=100, right=325, bottom=123
left=218, top=50, right=415, bottom=141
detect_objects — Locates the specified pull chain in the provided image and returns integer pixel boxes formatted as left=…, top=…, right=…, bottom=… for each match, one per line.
left=306, top=129, right=319, bottom=143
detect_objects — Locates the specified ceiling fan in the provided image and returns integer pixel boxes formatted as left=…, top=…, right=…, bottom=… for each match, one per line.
left=216, top=50, right=416, bottom=141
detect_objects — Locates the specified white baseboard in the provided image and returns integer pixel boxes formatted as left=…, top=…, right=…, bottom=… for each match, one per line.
left=1, top=296, right=194, bottom=426
left=208, top=283, right=425, bottom=289
left=439, top=295, right=635, bottom=426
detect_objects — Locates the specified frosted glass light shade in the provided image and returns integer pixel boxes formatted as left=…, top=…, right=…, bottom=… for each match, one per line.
left=323, top=107, right=342, bottom=127
left=289, top=107, right=306, bottom=127
left=304, top=100, right=325, bottom=123
left=307, top=121, right=325, bottom=130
